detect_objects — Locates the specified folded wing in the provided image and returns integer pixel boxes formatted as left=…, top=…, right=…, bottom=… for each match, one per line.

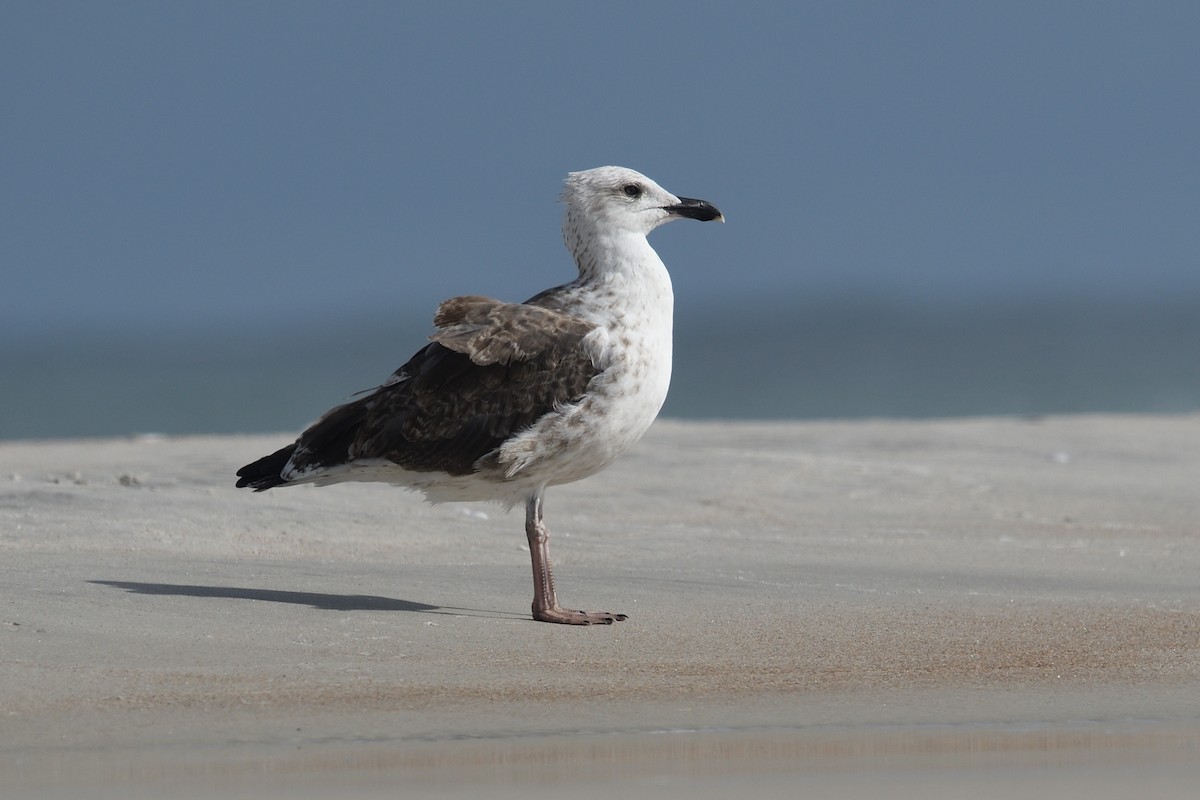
left=263, top=296, right=604, bottom=484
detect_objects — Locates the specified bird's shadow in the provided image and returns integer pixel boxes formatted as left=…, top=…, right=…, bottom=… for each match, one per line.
left=89, top=580, right=523, bottom=619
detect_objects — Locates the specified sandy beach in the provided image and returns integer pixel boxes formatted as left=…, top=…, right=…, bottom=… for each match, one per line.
left=3, top=415, right=1198, bottom=797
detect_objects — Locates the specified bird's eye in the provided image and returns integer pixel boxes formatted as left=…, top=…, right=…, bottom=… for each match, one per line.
left=621, top=183, right=643, bottom=198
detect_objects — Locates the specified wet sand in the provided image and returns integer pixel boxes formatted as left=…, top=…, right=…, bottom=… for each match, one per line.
left=2, top=415, right=1199, bottom=797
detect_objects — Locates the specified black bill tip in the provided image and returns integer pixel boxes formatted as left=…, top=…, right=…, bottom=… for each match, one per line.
left=666, top=196, right=724, bottom=223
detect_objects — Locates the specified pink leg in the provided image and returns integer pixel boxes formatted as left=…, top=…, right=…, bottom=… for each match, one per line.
left=525, top=492, right=626, bottom=625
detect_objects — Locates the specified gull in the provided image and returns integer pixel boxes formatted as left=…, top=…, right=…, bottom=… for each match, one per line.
left=236, top=166, right=723, bottom=624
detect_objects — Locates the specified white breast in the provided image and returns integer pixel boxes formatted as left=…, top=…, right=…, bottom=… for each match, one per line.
left=493, top=257, right=674, bottom=489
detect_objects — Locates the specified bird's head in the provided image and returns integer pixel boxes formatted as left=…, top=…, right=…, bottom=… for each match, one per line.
left=560, top=166, right=723, bottom=239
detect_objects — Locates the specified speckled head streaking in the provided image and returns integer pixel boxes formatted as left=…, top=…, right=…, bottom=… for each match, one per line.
left=560, top=166, right=723, bottom=279
left=236, top=167, right=722, bottom=625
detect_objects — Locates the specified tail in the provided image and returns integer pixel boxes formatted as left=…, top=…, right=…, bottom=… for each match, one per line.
left=235, top=443, right=298, bottom=491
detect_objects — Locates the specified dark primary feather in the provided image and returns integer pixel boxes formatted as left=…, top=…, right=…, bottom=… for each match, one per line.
left=236, top=296, right=602, bottom=487
left=235, top=443, right=297, bottom=491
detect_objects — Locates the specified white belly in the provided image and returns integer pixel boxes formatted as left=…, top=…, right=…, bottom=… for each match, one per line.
left=490, top=321, right=672, bottom=490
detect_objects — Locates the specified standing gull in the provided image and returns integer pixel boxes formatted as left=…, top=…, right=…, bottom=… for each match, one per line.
left=236, top=166, right=723, bottom=625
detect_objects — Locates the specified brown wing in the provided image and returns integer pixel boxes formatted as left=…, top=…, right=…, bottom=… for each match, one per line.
left=280, top=296, right=602, bottom=479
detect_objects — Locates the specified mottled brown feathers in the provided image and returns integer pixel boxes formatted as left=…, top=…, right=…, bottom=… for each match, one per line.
left=277, top=296, right=603, bottom=478
left=431, top=296, right=598, bottom=366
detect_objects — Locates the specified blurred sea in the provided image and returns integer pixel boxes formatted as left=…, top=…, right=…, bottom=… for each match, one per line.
left=3, top=297, right=1198, bottom=441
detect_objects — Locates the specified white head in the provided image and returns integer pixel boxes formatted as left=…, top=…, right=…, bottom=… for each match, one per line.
left=560, top=166, right=723, bottom=243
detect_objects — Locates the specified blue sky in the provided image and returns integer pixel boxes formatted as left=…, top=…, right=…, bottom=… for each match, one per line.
left=3, top=1, right=1199, bottom=344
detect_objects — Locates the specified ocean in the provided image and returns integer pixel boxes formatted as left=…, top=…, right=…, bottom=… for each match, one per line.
left=3, top=298, right=1197, bottom=441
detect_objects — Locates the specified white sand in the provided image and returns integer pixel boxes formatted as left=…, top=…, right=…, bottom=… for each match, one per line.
left=2, top=415, right=1199, bottom=798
